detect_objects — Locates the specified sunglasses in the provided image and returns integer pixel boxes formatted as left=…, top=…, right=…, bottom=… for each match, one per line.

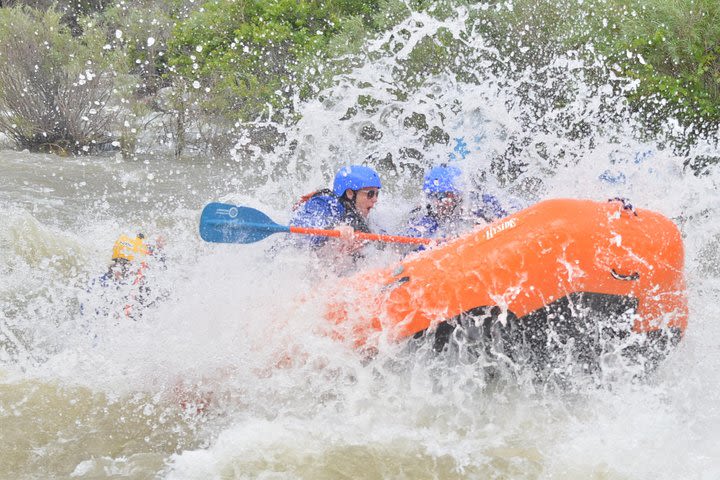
left=361, top=189, right=380, bottom=199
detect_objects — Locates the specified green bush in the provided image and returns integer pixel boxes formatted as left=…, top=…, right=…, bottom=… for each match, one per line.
left=99, top=0, right=199, bottom=93
left=0, top=6, right=124, bottom=154
left=165, top=0, right=385, bottom=123
left=600, top=0, right=720, bottom=135
left=469, top=0, right=719, bottom=149
left=3, top=0, right=717, bottom=156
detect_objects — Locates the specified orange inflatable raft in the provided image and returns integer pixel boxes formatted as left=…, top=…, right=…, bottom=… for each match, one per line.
left=326, top=198, right=688, bottom=370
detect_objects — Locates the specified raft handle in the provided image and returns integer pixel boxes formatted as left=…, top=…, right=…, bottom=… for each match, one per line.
left=611, top=269, right=640, bottom=281
left=380, top=276, right=410, bottom=293
left=608, top=197, right=638, bottom=216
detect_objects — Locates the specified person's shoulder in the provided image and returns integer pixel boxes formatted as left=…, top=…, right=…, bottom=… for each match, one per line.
left=467, top=191, right=508, bottom=222
left=405, top=206, right=438, bottom=237
left=291, top=191, right=345, bottom=230
left=301, top=194, right=344, bottom=217
left=305, top=193, right=337, bottom=207
left=89, top=270, right=114, bottom=290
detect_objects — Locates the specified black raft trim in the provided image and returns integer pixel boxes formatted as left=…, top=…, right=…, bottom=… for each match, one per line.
left=411, top=292, right=682, bottom=373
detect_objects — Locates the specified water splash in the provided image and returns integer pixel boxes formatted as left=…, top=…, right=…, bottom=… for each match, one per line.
left=1, top=4, right=719, bottom=479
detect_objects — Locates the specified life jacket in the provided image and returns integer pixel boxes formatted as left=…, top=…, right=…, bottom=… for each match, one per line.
left=405, top=199, right=486, bottom=240
left=293, top=189, right=371, bottom=233
left=404, top=205, right=438, bottom=238
left=293, top=189, right=326, bottom=211
left=470, top=193, right=508, bottom=222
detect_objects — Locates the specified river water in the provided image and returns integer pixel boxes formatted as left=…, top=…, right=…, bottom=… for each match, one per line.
left=2, top=7, right=720, bottom=480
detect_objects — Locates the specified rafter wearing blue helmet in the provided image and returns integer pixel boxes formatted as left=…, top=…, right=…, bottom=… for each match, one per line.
left=405, top=164, right=507, bottom=239
left=290, top=164, right=382, bottom=250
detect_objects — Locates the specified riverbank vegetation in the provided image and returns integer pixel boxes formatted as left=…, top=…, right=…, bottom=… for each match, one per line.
left=0, top=0, right=717, bottom=162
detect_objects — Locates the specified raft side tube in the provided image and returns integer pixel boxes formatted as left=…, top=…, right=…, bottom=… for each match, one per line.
left=326, top=198, right=688, bottom=353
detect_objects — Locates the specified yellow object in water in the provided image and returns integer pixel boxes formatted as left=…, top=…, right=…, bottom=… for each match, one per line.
left=111, top=234, right=149, bottom=262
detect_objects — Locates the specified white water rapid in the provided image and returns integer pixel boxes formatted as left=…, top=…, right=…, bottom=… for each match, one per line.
left=1, top=6, right=719, bottom=479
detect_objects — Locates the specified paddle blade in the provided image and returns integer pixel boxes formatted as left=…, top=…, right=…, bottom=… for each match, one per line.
left=199, top=203, right=289, bottom=244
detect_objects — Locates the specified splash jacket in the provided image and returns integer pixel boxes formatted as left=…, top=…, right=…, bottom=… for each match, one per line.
left=405, top=193, right=508, bottom=239
left=290, top=189, right=372, bottom=248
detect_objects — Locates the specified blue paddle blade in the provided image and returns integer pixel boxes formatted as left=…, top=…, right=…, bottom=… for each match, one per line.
left=199, top=203, right=290, bottom=244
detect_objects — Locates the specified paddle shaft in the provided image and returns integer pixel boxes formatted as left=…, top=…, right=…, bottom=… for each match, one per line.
left=199, top=202, right=433, bottom=245
left=289, top=226, right=432, bottom=245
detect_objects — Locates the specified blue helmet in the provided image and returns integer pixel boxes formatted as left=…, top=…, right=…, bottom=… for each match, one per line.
left=333, top=165, right=382, bottom=196
left=423, top=165, right=462, bottom=195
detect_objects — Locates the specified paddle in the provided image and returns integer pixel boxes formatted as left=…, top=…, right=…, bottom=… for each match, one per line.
left=199, top=202, right=432, bottom=245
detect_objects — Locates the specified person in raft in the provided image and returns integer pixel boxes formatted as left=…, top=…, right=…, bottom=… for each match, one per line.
left=92, top=233, right=166, bottom=319
left=404, top=164, right=508, bottom=240
left=290, top=164, right=382, bottom=262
